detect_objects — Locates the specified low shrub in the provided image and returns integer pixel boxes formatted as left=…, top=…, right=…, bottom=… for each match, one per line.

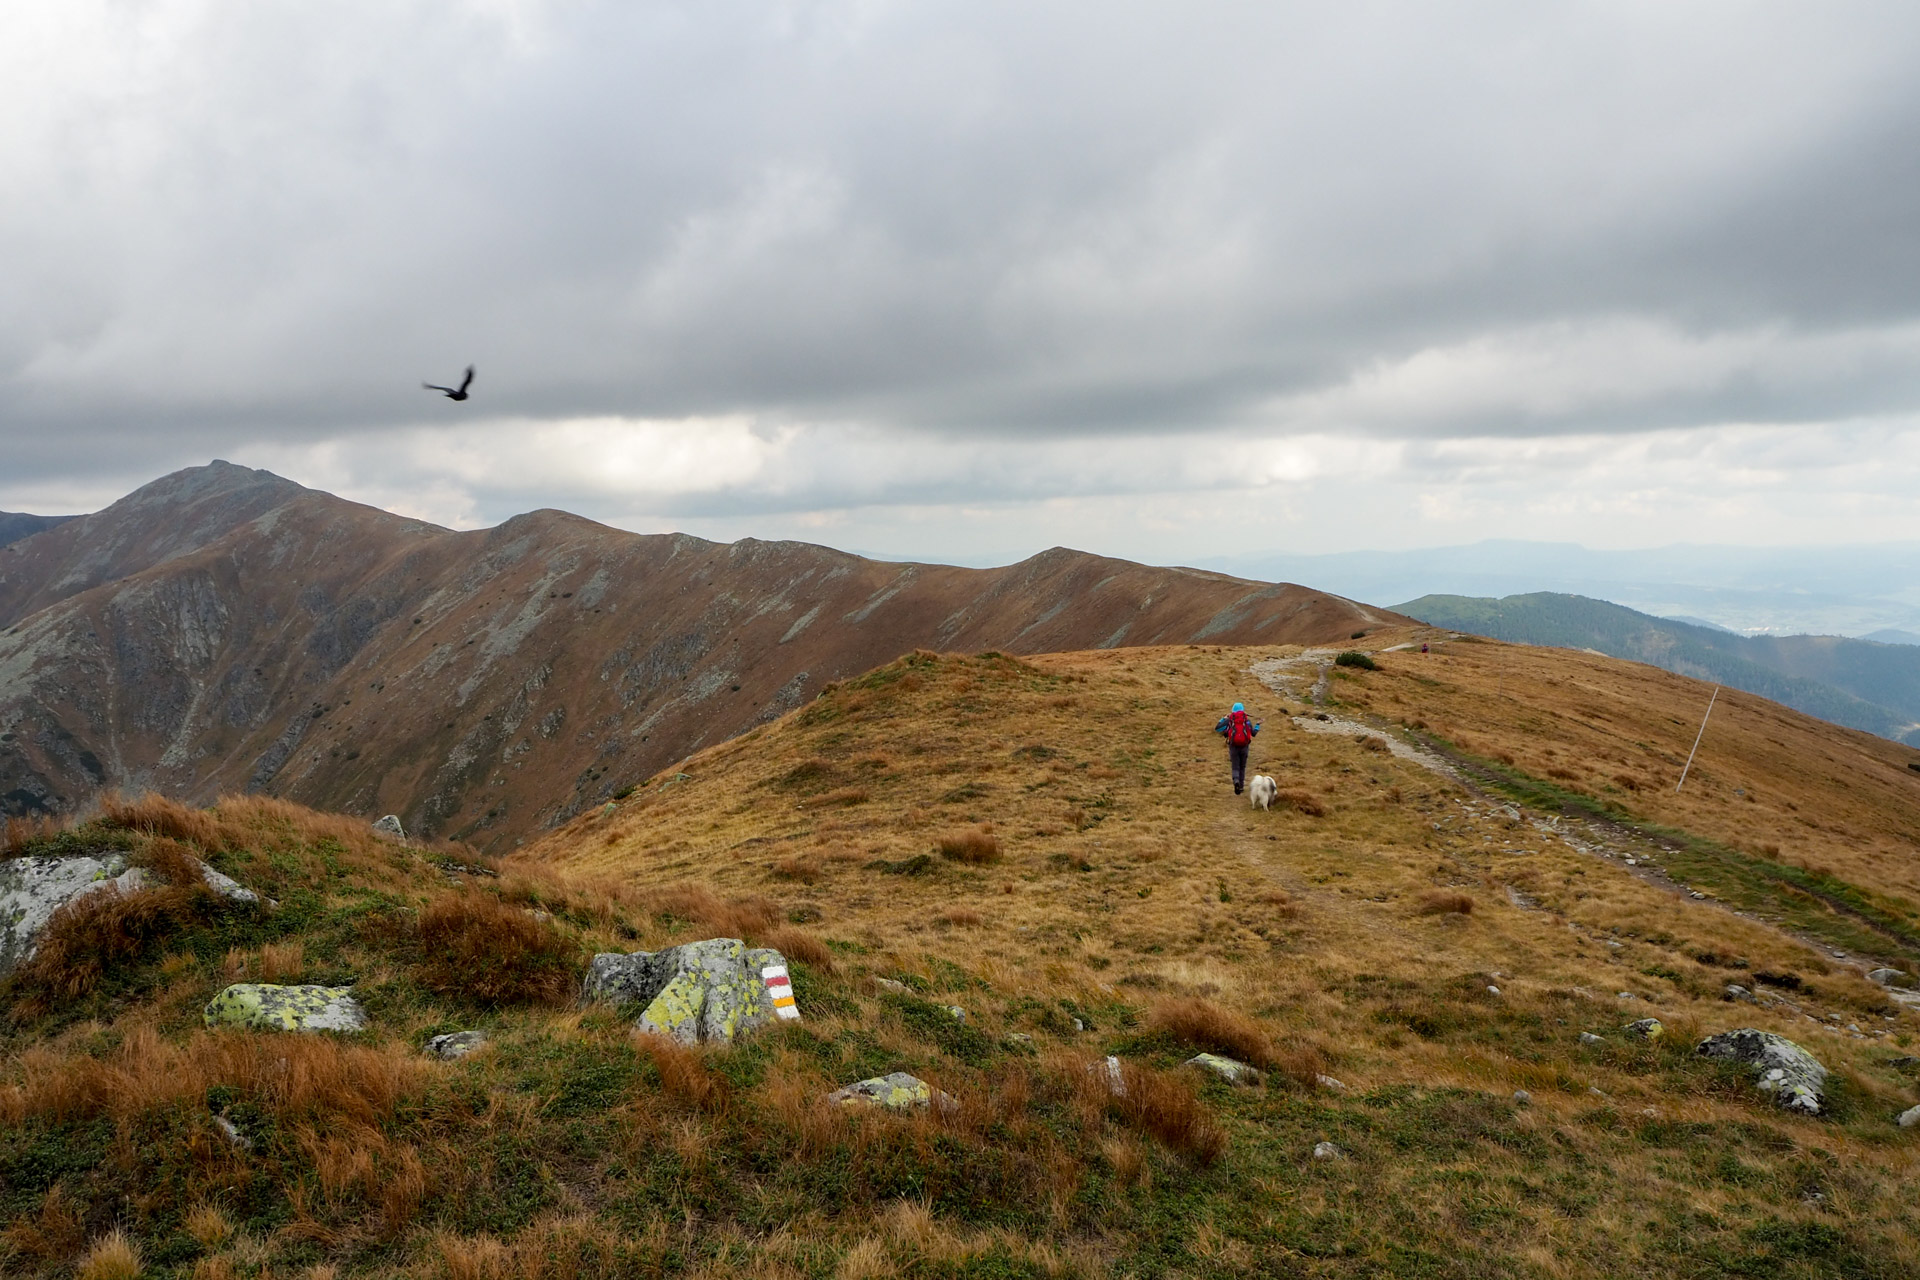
left=1417, top=890, right=1476, bottom=916
left=1335, top=650, right=1378, bottom=671
left=1147, top=997, right=1276, bottom=1069
left=415, top=889, right=581, bottom=1006
left=938, top=829, right=1002, bottom=865
left=1277, top=790, right=1326, bottom=817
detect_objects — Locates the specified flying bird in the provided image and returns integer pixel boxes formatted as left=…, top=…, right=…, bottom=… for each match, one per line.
left=423, top=366, right=475, bottom=401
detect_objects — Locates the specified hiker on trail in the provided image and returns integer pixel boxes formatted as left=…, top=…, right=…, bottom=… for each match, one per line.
left=1215, top=702, right=1260, bottom=795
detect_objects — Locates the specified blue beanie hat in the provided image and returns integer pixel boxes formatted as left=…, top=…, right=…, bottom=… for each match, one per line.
left=1232, top=702, right=1244, bottom=712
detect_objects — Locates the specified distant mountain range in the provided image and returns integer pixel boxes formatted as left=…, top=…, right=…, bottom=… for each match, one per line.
left=0, top=463, right=1396, bottom=846
left=1397, top=591, right=1920, bottom=745
left=0, top=511, right=76, bottom=549
left=1203, top=540, right=1920, bottom=638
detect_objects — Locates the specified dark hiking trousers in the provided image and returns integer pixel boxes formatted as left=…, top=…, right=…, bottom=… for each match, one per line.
left=1229, top=742, right=1248, bottom=792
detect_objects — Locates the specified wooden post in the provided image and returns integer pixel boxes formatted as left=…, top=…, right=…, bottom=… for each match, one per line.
left=1676, top=686, right=1719, bottom=793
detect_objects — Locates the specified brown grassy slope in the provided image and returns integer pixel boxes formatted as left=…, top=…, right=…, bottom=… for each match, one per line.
left=1323, top=634, right=1920, bottom=913
left=517, top=644, right=1920, bottom=1268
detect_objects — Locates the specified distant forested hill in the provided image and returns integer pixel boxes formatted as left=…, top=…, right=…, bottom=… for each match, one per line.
left=1397, top=591, right=1920, bottom=745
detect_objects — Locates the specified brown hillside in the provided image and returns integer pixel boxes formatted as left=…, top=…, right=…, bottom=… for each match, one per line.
left=0, top=463, right=1397, bottom=846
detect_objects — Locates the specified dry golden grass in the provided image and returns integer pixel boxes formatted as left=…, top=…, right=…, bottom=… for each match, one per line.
left=1274, top=789, right=1325, bottom=817
left=936, top=829, right=1001, bottom=865
left=14, top=884, right=202, bottom=1006
left=1416, top=889, right=1475, bottom=916
left=75, top=1229, right=141, bottom=1280
left=761, top=925, right=835, bottom=970
left=102, top=791, right=224, bottom=850
left=2, top=812, right=70, bottom=857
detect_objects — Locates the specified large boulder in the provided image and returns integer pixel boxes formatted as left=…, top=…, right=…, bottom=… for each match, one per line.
left=584, top=938, right=797, bottom=1044
left=204, top=983, right=368, bottom=1032
left=1, top=853, right=143, bottom=975
left=1697, top=1029, right=1828, bottom=1114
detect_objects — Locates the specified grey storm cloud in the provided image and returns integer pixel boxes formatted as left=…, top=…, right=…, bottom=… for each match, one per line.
left=7, top=1, right=1920, bottom=487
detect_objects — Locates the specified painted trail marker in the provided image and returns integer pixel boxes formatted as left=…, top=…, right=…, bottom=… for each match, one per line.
left=762, top=964, right=800, bottom=1021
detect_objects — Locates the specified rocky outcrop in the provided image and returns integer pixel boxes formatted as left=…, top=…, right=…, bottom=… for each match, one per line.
left=0, top=853, right=141, bottom=974
left=372, top=815, right=406, bottom=841
left=204, top=983, right=367, bottom=1032
left=1, top=850, right=260, bottom=977
left=1696, top=1029, right=1828, bottom=1114
left=828, top=1072, right=956, bottom=1113
left=584, top=938, right=796, bottom=1044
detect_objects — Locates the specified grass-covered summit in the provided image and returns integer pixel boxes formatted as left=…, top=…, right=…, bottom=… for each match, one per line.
left=5, top=637, right=1920, bottom=1278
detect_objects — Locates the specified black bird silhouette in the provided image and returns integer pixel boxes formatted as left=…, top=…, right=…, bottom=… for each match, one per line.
left=423, top=366, right=475, bottom=401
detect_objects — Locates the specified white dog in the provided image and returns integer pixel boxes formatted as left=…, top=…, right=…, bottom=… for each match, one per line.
left=1248, top=775, right=1277, bottom=810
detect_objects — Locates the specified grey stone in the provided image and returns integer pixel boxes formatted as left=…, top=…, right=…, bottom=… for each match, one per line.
left=1090, top=1054, right=1127, bottom=1097
left=1897, top=1104, right=1920, bottom=1128
left=1184, top=1052, right=1262, bottom=1086
left=1868, top=968, right=1910, bottom=988
left=1315, top=1074, right=1348, bottom=1092
left=372, top=814, right=406, bottom=840
left=204, top=983, right=368, bottom=1033
left=1312, top=1141, right=1344, bottom=1161
left=1513, top=1090, right=1532, bottom=1105
left=1487, top=985, right=1501, bottom=996
left=1724, top=984, right=1754, bottom=1001
left=1624, top=1018, right=1664, bottom=1040
left=214, top=1115, right=252, bottom=1151
left=944, top=1005, right=967, bottom=1023
left=873, top=977, right=910, bottom=994
left=1003, top=1032, right=1035, bottom=1051
left=584, top=937, right=793, bottom=1044
left=1, top=853, right=137, bottom=975
left=1696, top=1029, right=1828, bottom=1114
left=425, top=1030, right=489, bottom=1060
left=828, top=1072, right=957, bottom=1114
left=196, top=862, right=260, bottom=907
left=1579, top=1032, right=1605, bottom=1045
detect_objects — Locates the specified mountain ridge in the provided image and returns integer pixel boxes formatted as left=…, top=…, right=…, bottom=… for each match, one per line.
left=0, top=463, right=1399, bottom=846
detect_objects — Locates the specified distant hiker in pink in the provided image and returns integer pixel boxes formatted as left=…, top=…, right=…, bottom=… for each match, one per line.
left=1215, top=702, right=1260, bottom=795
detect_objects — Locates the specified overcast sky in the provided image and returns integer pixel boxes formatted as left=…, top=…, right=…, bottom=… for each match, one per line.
left=6, top=2, right=1920, bottom=565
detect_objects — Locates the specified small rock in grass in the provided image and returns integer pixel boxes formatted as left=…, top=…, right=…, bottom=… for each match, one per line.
left=1312, top=1141, right=1344, bottom=1161
left=214, top=1115, right=251, bottom=1151
left=1724, top=984, right=1753, bottom=1002
left=1579, top=1032, right=1604, bottom=1046
left=1625, top=1018, right=1664, bottom=1040
left=1513, top=1090, right=1532, bottom=1105
left=372, top=814, right=406, bottom=840
left=1184, top=1053, right=1262, bottom=1086
left=1696, top=1029, right=1828, bottom=1115
left=827, top=1072, right=957, bottom=1114
left=1315, top=1074, right=1348, bottom=1092
left=1868, top=968, right=1910, bottom=988
left=1896, top=1104, right=1920, bottom=1128
left=873, top=977, right=910, bottom=994
left=425, top=1030, right=489, bottom=1060
left=1092, top=1055, right=1127, bottom=1097
left=944, top=1005, right=967, bottom=1023
left=1003, top=1032, right=1035, bottom=1051
left=1487, top=985, right=1501, bottom=996
left=1588, top=1087, right=1608, bottom=1098
left=1072, top=1017, right=1086, bottom=1032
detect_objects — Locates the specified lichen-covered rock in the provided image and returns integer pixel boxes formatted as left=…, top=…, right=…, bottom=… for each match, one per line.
left=425, top=1030, right=489, bottom=1059
left=584, top=938, right=794, bottom=1044
left=1625, top=1018, right=1664, bottom=1040
left=197, top=863, right=260, bottom=907
left=0, top=853, right=138, bottom=975
left=372, top=815, right=406, bottom=840
left=1003, top=1032, right=1036, bottom=1051
left=1184, top=1052, right=1262, bottom=1086
left=204, top=984, right=368, bottom=1033
left=943, top=1005, right=967, bottom=1023
left=1867, top=968, right=1911, bottom=988
left=1697, top=1029, right=1827, bottom=1114
left=828, top=1072, right=956, bottom=1113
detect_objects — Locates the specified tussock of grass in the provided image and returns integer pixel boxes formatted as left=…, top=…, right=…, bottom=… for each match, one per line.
left=1417, top=889, right=1476, bottom=916
left=415, top=889, right=581, bottom=1007
left=937, top=829, right=1002, bottom=865
left=1146, top=997, right=1275, bottom=1069
left=1275, top=789, right=1325, bottom=817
